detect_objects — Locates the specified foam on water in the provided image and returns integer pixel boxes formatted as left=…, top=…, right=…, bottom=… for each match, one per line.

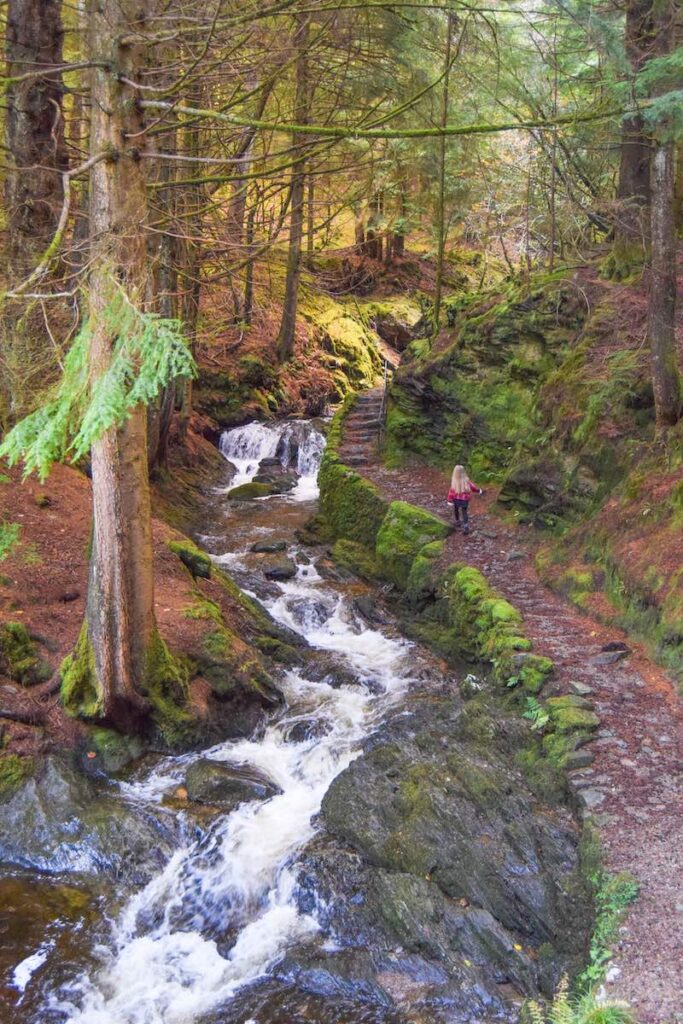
left=45, top=426, right=417, bottom=1024
left=219, top=420, right=325, bottom=501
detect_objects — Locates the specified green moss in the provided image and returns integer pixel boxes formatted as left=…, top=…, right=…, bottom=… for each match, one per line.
left=61, top=622, right=194, bottom=746
left=183, top=597, right=223, bottom=623
left=88, top=728, right=145, bottom=773
left=405, top=539, right=445, bottom=605
left=0, top=621, right=52, bottom=685
left=227, top=481, right=279, bottom=501
left=0, top=521, right=21, bottom=561
left=143, top=631, right=193, bottom=747
left=375, top=501, right=450, bottom=589
left=446, top=751, right=501, bottom=804
left=253, top=635, right=302, bottom=665
left=332, top=538, right=383, bottom=580
left=168, top=540, right=212, bottom=579
left=546, top=696, right=600, bottom=734
left=318, top=404, right=389, bottom=548
left=60, top=622, right=101, bottom=719
left=300, top=293, right=382, bottom=387
left=517, top=654, right=555, bottom=694
left=0, top=754, right=34, bottom=802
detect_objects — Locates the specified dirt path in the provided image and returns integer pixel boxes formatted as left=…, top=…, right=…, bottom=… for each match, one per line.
left=340, top=394, right=683, bottom=1024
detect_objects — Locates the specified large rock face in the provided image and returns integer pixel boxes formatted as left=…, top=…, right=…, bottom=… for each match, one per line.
left=0, top=756, right=179, bottom=883
left=290, top=688, right=591, bottom=1021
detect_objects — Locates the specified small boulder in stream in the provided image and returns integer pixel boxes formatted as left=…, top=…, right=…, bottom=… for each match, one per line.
left=251, top=539, right=288, bottom=554
left=264, top=557, right=297, bottom=581
left=184, top=759, right=281, bottom=809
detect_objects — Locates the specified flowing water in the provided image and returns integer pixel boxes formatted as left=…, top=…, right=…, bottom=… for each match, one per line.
left=24, top=420, right=424, bottom=1024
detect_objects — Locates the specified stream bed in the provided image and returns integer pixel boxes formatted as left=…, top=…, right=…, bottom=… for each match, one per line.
left=2, top=419, right=591, bottom=1024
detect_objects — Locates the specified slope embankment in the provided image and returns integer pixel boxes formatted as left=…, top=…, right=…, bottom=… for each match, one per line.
left=327, top=395, right=683, bottom=1024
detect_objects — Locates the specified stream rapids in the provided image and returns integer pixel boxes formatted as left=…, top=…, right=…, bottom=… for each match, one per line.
left=5, top=418, right=591, bottom=1024
left=17, top=420, right=418, bottom=1023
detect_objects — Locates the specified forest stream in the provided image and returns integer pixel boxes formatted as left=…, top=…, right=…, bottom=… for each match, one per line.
left=3, top=420, right=591, bottom=1024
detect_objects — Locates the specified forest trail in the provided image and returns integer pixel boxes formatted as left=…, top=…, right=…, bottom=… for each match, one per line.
left=340, top=395, right=683, bottom=1024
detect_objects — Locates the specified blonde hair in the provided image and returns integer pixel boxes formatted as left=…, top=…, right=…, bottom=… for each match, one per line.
left=450, top=464, right=471, bottom=491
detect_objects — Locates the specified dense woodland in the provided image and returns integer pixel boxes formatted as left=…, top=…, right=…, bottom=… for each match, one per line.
left=0, top=2, right=681, bottom=1022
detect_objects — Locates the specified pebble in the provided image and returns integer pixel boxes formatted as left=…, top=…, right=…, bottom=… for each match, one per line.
left=570, top=681, right=594, bottom=696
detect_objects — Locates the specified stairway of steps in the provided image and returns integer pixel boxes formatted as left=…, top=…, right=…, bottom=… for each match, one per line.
left=338, top=388, right=384, bottom=467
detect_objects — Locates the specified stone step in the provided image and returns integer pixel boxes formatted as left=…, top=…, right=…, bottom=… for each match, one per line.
left=347, top=416, right=381, bottom=427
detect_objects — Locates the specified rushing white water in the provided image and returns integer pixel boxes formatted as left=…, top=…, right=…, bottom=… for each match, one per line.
left=219, top=420, right=325, bottom=500
left=46, top=424, right=417, bottom=1024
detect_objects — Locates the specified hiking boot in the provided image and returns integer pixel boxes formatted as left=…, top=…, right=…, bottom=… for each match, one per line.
left=463, top=525, right=470, bottom=535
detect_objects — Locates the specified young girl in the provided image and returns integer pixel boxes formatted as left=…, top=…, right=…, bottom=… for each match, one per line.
left=447, top=465, right=483, bottom=534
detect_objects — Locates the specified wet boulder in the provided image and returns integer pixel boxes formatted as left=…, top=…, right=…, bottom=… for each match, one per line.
left=316, top=692, right=592, bottom=1002
left=184, top=759, right=281, bottom=809
left=253, top=456, right=298, bottom=494
left=0, top=755, right=178, bottom=884
left=251, top=539, right=288, bottom=554
left=228, top=481, right=280, bottom=501
left=264, top=557, right=297, bottom=581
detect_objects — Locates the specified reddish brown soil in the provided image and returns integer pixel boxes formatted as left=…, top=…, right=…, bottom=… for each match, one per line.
left=344, top=409, right=683, bottom=1022
left=0, top=428, right=261, bottom=758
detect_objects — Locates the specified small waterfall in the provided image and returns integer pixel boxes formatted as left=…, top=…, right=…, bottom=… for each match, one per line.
left=219, top=420, right=326, bottom=499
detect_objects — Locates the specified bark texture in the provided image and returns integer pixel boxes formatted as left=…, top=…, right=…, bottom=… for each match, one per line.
left=4, top=0, right=68, bottom=276
left=277, top=13, right=310, bottom=362
left=85, top=0, right=157, bottom=730
left=610, top=0, right=654, bottom=275
left=647, top=1, right=680, bottom=428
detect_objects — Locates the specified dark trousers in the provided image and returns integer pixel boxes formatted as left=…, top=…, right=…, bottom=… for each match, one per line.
left=453, top=499, right=469, bottom=528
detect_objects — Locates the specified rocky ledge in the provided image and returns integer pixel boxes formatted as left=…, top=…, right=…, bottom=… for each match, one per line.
left=283, top=685, right=592, bottom=1022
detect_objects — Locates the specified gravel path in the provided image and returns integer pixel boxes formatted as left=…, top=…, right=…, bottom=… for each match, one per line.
left=340, top=393, right=683, bottom=1023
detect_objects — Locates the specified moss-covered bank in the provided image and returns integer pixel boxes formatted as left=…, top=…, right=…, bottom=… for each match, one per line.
left=382, top=266, right=683, bottom=683
left=318, top=402, right=590, bottom=774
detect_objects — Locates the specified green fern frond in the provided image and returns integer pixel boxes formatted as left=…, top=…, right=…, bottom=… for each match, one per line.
left=0, top=286, right=196, bottom=480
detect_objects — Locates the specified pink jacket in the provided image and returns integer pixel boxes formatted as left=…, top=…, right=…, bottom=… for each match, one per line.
left=447, top=482, right=482, bottom=502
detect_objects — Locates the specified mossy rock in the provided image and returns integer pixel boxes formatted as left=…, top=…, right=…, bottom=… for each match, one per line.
left=168, top=540, right=212, bottom=579
left=0, top=622, right=52, bottom=686
left=227, top=481, right=279, bottom=501
left=375, top=501, right=450, bottom=590
left=546, top=697, right=600, bottom=734
left=332, top=539, right=383, bottom=581
left=405, top=539, right=445, bottom=605
left=87, top=728, right=146, bottom=774
left=318, top=456, right=388, bottom=549
left=0, top=754, right=34, bottom=803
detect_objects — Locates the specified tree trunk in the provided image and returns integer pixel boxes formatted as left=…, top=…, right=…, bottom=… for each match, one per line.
left=277, top=13, right=309, bottom=363
left=4, top=0, right=68, bottom=277
left=176, top=85, right=204, bottom=441
left=243, top=202, right=257, bottom=326
left=647, top=0, right=680, bottom=429
left=146, top=72, right=178, bottom=475
left=306, top=171, right=315, bottom=265
left=609, top=0, right=654, bottom=278
left=85, top=0, right=158, bottom=731
left=433, top=12, right=455, bottom=332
